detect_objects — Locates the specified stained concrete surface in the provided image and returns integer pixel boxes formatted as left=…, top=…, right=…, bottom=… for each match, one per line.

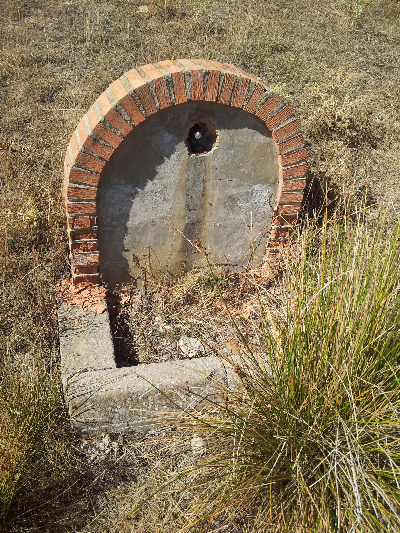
left=97, top=101, right=279, bottom=288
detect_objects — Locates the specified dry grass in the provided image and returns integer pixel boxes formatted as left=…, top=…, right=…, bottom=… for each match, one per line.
left=0, top=0, right=399, bottom=530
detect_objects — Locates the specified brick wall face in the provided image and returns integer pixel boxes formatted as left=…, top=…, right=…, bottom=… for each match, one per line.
left=64, top=59, right=307, bottom=285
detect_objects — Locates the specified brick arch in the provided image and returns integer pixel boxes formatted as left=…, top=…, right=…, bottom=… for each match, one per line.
left=64, top=59, right=307, bottom=285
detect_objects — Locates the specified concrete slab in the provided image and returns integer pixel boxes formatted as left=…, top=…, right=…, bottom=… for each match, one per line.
left=65, top=356, right=228, bottom=433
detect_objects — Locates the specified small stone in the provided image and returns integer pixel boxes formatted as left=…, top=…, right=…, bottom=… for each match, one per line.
left=191, top=435, right=205, bottom=454
left=161, top=352, right=172, bottom=361
left=79, top=433, right=111, bottom=463
left=225, top=340, right=241, bottom=355
left=178, top=336, right=205, bottom=359
left=91, top=303, right=107, bottom=314
left=137, top=5, right=149, bottom=14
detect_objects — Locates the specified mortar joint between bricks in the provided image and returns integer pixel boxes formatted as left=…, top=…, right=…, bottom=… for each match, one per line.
left=254, top=89, right=277, bottom=115
left=242, top=80, right=256, bottom=108
left=105, top=87, right=136, bottom=128
left=274, top=116, right=299, bottom=132
left=82, top=115, right=114, bottom=147
left=137, top=68, right=161, bottom=110
left=92, top=101, right=124, bottom=137
left=175, top=62, right=193, bottom=100
left=153, top=64, right=176, bottom=105
left=79, top=147, right=108, bottom=162
left=279, top=143, right=306, bottom=156
left=119, top=75, right=148, bottom=117
left=281, top=159, right=307, bottom=169
left=228, top=76, right=240, bottom=106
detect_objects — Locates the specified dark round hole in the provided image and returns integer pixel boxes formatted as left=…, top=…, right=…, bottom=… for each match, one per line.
left=186, top=121, right=217, bottom=155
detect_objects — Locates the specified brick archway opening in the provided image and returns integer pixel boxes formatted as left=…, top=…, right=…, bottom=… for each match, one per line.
left=64, top=59, right=307, bottom=286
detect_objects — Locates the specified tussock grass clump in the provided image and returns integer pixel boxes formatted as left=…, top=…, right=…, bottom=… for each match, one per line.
left=0, top=366, right=62, bottom=518
left=159, top=212, right=400, bottom=532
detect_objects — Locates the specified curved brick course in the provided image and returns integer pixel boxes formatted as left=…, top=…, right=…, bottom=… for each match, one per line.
left=64, top=59, right=307, bottom=285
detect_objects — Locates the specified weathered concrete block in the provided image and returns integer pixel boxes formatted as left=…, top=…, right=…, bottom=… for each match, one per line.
left=59, top=302, right=230, bottom=434
left=65, top=356, right=228, bottom=434
left=58, top=301, right=116, bottom=385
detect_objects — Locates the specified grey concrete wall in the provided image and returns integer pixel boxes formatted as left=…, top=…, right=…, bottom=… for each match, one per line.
left=97, top=101, right=279, bottom=287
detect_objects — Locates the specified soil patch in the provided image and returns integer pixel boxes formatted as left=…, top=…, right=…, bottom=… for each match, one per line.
left=106, top=263, right=278, bottom=366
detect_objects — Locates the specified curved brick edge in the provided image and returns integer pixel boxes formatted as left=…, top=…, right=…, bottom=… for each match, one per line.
left=64, top=59, right=307, bottom=285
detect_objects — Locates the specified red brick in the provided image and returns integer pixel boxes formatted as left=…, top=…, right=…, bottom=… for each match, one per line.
left=70, top=240, right=98, bottom=253
left=275, top=204, right=302, bottom=215
left=265, top=106, right=293, bottom=131
left=73, top=265, right=99, bottom=275
left=71, top=253, right=99, bottom=266
left=193, top=59, right=220, bottom=102
left=205, top=69, right=220, bottom=102
left=178, top=59, right=203, bottom=101
left=72, top=274, right=100, bottom=286
left=76, top=119, right=114, bottom=160
left=86, top=107, right=123, bottom=148
left=68, top=168, right=100, bottom=187
left=110, top=79, right=145, bottom=126
left=272, top=214, right=298, bottom=226
left=278, top=148, right=307, bottom=167
left=277, top=134, right=304, bottom=154
left=231, top=77, right=250, bottom=108
left=223, top=63, right=253, bottom=78
left=268, top=239, right=290, bottom=250
left=218, top=71, right=236, bottom=105
left=244, top=83, right=266, bottom=113
left=63, top=160, right=69, bottom=191
left=281, top=177, right=307, bottom=191
left=67, top=186, right=97, bottom=200
left=124, top=69, right=158, bottom=116
left=69, top=228, right=98, bottom=240
left=68, top=216, right=97, bottom=228
left=69, top=131, right=81, bottom=160
left=70, top=131, right=109, bottom=170
left=279, top=191, right=304, bottom=203
left=192, top=58, right=213, bottom=70
left=97, top=92, right=133, bottom=137
left=270, top=226, right=291, bottom=239
left=158, top=60, right=187, bottom=105
left=280, top=162, right=307, bottom=180
left=140, top=63, right=171, bottom=110
left=69, top=144, right=106, bottom=174
left=65, top=150, right=71, bottom=174
left=67, top=202, right=96, bottom=215
left=206, top=60, right=236, bottom=105
left=256, top=94, right=282, bottom=121
left=265, top=247, right=282, bottom=256
left=272, top=120, right=301, bottom=142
